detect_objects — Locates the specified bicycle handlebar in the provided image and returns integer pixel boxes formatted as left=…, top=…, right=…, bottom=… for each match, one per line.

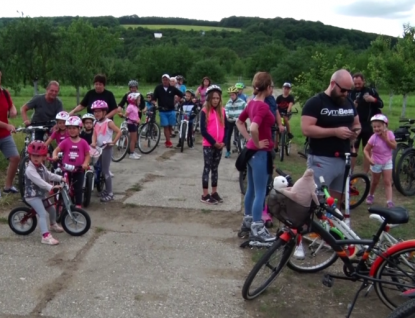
left=399, top=118, right=415, bottom=124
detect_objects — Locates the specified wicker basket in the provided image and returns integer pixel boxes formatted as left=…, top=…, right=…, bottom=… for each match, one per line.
left=267, top=189, right=313, bottom=228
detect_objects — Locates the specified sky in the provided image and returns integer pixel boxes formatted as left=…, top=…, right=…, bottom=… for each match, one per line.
left=2, top=0, right=415, bottom=37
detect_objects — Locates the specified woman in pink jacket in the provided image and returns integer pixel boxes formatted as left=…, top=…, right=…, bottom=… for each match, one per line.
left=200, top=85, right=228, bottom=205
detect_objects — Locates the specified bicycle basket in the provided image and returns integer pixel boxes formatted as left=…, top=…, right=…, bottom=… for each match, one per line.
left=267, top=189, right=313, bottom=228
left=89, top=147, right=102, bottom=165
left=394, top=127, right=410, bottom=142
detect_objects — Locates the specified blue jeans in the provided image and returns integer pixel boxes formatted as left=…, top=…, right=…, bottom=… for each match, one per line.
left=244, top=151, right=270, bottom=222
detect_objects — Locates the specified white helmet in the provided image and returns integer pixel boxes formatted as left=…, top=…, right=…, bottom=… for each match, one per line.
left=206, top=85, right=222, bottom=95
left=82, top=113, right=95, bottom=122
left=127, top=92, right=141, bottom=104
left=56, top=111, right=70, bottom=121
left=65, top=116, right=83, bottom=127
left=273, top=176, right=289, bottom=190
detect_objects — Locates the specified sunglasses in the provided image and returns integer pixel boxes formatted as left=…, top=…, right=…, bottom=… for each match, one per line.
left=335, top=82, right=352, bottom=93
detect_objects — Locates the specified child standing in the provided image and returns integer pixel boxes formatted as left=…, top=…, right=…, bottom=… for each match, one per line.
left=176, top=89, right=198, bottom=149
left=80, top=113, right=95, bottom=145
left=53, top=116, right=90, bottom=208
left=25, top=140, right=65, bottom=245
left=125, top=92, right=141, bottom=160
left=364, top=114, right=397, bottom=208
left=90, top=100, right=122, bottom=202
left=224, top=86, right=246, bottom=158
left=200, top=85, right=228, bottom=205
left=45, top=111, right=70, bottom=147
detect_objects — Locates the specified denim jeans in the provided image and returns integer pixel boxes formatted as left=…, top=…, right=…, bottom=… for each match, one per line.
left=244, top=150, right=270, bottom=222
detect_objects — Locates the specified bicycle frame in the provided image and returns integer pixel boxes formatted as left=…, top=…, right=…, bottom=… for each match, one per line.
left=178, top=110, right=190, bottom=141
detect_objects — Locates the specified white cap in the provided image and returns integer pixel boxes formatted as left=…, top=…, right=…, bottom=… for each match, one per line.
left=283, top=82, right=292, bottom=88
left=162, top=74, right=170, bottom=79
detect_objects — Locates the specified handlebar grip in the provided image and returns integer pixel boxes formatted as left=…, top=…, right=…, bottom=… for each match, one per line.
left=319, top=176, right=325, bottom=184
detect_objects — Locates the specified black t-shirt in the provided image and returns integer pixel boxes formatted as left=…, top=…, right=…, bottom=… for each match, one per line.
left=153, top=85, right=184, bottom=112
left=276, top=94, right=294, bottom=110
left=81, top=89, right=117, bottom=118
left=302, top=93, right=357, bottom=157
left=349, top=87, right=382, bottom=128
left=80, top=130, right=93, bottom=145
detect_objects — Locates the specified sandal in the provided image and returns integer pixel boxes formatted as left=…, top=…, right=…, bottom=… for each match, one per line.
left=100, top=193, right=114, bottom=202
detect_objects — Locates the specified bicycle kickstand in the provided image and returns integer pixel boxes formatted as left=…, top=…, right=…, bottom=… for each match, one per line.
left=345, top=279, right=369, bottom=318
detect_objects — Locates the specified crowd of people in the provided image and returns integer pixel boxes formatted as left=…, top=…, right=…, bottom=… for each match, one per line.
left=0, top=67, right=395, bottom=244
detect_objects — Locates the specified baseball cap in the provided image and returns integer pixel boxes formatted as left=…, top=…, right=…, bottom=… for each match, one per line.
left=162, top=74, right=170, bottom=79
left=283, top=82, right=292, bottom=88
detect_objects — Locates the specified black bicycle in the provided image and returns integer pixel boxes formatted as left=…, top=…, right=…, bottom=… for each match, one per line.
left=277, top=109, right=298, bottom=162
left=298, top=137, right=310, bottom=159
left=137, top=109, right=161, bottom=154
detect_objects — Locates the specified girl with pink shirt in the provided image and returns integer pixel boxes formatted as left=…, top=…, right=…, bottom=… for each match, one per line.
left=125, top=92, right=141, bottom=160
left=45, top=111, right=70, bottom=147
left=53, top=116, right=90, bottom=208
left=196, top=77, right=211, bottom=105
left=200, top=85, right=228, bottom=204
left=364, top=114, right=397, bottom=208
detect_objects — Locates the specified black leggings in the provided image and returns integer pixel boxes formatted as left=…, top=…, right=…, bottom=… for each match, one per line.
left=67, top=171, right=84, bottom=205
left=202, top=146, right=222, bottom=189
left=225, top=121, right=236, bottom=152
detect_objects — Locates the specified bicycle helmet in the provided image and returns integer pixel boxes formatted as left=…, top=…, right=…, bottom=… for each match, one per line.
left=283, top=82, right=292, bottom=88
left=56, top=111, right=70, bottom=121
left=128, top=80, right=138, bottom=88
left=65, top=116, right=83, bottom=127
left=176, top=75, right=184, bottom=80
left=185, top=89, right=195, bottom=97
left=127, top=92, right=141, bottom=104
left=82, top=113, right=95, bottom=122
left=227, top=86, right=239, bottom=94
left=146, top=92, right=153, bottom=98
left=91, top=100, right=108, bottom=110
left=371, top=114, right=388, bottom=125
left=206, top=85, right=222, bottom=95
left=235, top=82, right=245, bottom=89
left=28, top=140, right=48, bottom=156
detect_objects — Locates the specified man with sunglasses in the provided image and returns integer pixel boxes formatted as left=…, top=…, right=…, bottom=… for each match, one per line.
left=301, top=69, right=361, bottom=203
left=349, top=72, right=383, bottom=173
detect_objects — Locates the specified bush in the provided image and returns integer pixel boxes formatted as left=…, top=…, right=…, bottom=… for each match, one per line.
left=187, top=59, right=226, bottom=86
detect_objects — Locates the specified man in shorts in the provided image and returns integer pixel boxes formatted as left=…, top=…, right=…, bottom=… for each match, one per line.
left=301, top=69, right=361, bottom=201
left=0, top=70, right=20, bottom=195
left=152, top=74, right=184, bottom=148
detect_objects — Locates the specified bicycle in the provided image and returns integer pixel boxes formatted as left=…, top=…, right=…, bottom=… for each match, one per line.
left=241, top=176, right=414, bottom=317
left=111, top=115, right=130, bottom=162
left=394, top=146, right=415, bottom=196
left=277, top=108, right=298, bottom=162
left=8, top=167, right=91, bottom=236
left=177, top=106, right=198, bottom=152
left=137, top=108, right=161, bottom=154
left=298, top=137, right=310, bottom=159
left=227, top=116, right=246, bottom=155
left=387, top=289, right=415, bottom=318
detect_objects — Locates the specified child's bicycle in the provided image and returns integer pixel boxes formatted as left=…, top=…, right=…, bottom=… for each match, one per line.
left=177, top=106, right=199, bottom=152
left=277, top=108, right=298, bottom=162
left=387, top=289, right=415, bottom=318
left=137, top=108, right=161, bottom=154
left=112, top=115, right=130, bottom=162
left=8, top=171, right=91, bottom=237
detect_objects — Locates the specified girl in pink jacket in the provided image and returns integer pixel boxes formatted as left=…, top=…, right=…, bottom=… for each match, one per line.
left=200, top=85, right=228, bottom=205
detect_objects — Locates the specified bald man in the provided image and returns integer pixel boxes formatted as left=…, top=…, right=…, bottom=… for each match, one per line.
left=301, top=69, right=361, bottom=201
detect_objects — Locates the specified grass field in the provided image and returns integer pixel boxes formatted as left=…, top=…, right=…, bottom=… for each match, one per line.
left=122, top=24, right=241, bottom=32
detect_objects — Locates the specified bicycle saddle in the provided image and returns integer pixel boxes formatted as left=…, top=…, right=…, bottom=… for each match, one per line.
left=368, top=206, right=409, bottom=224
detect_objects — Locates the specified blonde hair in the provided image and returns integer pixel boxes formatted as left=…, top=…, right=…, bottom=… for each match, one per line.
left=204, top=91, right=224, bottom=127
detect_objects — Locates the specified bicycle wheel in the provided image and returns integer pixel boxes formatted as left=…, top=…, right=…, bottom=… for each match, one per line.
left=279, top=132, right=285, bottom=162
left=238, top=132, right=246, bottom=154
left=393, top=143, right=409, bottom=193
left=61, top=207, right=91, bottom=236
left=348, top=173, right=370, bottom=209
left=387, top=299, right=415, bottom=318
left=239, top=168, right=247, bottom=195
left=374, top=245, right=415, bottom=310
left=83, top=172, right=93, bottom=208
left=180, top=122, right=186, bottom=153
left=187, top=124, right=195, bottom=148
left=138, top=123, right=161, bottom=154
left=112, top=130, right=129, bottom=162
left=8, top=206, right=37, bottom=235
left=242, top=238, right=295, bottom=300
left=285, top=140, right=291, bottom=156
left=18, top=156, right=30, bottom=198
left=395, top=149, right=415, bottom=196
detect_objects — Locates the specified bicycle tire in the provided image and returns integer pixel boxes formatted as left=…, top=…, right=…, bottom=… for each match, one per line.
left=242, top=238, right=294, bottom=300
left=8, top=206, right=37, bottom=235
left=239, top=168, right=247, bottom=195
left=18, top=156, right=29, bottom=198
left=138, top=123, right=161, bottom=154
left=374, top=245, right=415, bottom=310
left=348, top=173, right=370, bottom=209
left=386, top=299, right=415, bottom=318
left=187, top=125, right=195, bottom=148
left=180, top=122, right=186, bottom=153
left=83, top=172, right=93, bottom=208
left=279, top=132, right=285, bottom=162
left=111, top=130, right=129, bottom=162
left=285, top=140, right=291, bottom=156
left=393, top=143, right=409, bottom=193
left=61, top=207, right=91, bottom=236
left=395, top=148, right=415, bottom=196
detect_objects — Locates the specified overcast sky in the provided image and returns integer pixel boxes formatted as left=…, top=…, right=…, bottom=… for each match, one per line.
left=2, top=0, right=415, bottom=37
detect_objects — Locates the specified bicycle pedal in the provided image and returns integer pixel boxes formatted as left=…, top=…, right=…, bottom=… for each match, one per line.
left=322, top=274, right=334, bottom=288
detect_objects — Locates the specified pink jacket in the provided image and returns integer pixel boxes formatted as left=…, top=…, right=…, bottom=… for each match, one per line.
left=201, top=108, right=226, bottom=146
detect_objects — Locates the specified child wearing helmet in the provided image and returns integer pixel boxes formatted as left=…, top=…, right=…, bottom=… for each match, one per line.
left=176, top=89, right=198, bottom=149
left=90, top=100, right=122, bottom=202
left=24, top=140, right=66, bottom=245
left=80, top=113, right=95, bottom=145
left=224, top=86, right=247, bottom=158
left=125, top=92, right=142, bottom=160
left=52, top=116, right=91, bottom=208
left=235, top=82, right=247, bottom=102
left=45, top=111, right=70, bottom=147
left=363, top=114, right=397, bottom=207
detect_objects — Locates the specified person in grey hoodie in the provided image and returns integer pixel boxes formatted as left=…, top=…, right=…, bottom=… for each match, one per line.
left=24, top=140, right=65, bottom=245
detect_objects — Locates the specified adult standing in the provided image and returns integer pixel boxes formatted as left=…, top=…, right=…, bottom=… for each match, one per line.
left=236, top=72, right=276, bottom=242
left=0, top=70, right=20, bottom=195
left=118, top=80, right=145, bottom=118
left=152, top=74, right=184, bottom=148
left=349, top=73, right=383, bottom=173
left=196, top=77, right=211, bottom=105
left=69, top=74, right=118, bottom=120
left=21, top=81, right=63, bottom=141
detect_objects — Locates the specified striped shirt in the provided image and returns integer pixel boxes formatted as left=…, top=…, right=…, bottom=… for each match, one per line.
left=225, top=97, right=246, bottom=120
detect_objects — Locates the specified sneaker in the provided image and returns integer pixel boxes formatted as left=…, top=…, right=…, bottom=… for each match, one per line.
left=100, top=193, right=114, bottom=202
left=250, top=221, right=275, bottom=242
left=366, top=194, right=374, bottom=205
left=294, top=241, right=305, bottom=260
left=387, top=201, right=395, bottom=208
left=225, top=151, right=231, bottom=158
left=211, top=192, right=223, bottom=203
left=3, top=186, right=18, bottom=194
left=165, top=141, right=173, bottom=148
left=200, top=194, right=218, bottom=205
left=129, top=153, right=141, bottom=160
left=41, top=234, right=59, bottom=245
left=50, top=223, right=64, bottom=233
left=238, top=215, right=253, bottom=238
left=288, top=132, right=294, bottom=139
left=109, top=171, right=114, bottom=178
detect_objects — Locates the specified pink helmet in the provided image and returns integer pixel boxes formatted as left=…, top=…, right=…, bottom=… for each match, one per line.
left=371, top=114, right=388, bottom=125
left=56, top=111, right=70, bottom=121
left=91, top=100, right=108, bottom=110
left=127, top=92, right=140, bottom=104
left=65, top=116, right=83, bottom=127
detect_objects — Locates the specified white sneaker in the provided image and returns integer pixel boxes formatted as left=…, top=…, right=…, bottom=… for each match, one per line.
left=294, top=241, right=305, bottom=260
left=129, top=153, right=141, bottom=160
left=109, top=171, right=114, bottom=177
left=41, top=234, right=59, bottom=245
left=50, top=223, right=64, bottom=233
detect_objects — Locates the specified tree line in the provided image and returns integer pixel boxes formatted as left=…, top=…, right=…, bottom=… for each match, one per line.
left=0, top=16, right=413, bottom=114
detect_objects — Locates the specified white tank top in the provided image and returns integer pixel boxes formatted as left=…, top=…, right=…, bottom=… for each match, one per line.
left=94, top=118, right=113, bottom=146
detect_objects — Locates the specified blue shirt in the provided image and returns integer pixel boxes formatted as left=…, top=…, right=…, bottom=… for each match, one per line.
left=238, top=93, right=247, bottom=102
left=265, top=95, right=277, bottom=116
left=179, top=84, right=187, bottom=94
left=145, top=101, right=154, bottom=112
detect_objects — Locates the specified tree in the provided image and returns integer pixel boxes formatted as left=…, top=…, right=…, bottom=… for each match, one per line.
left=54, top=19, right=120, bottom=103
left=187, top=59, right=225, bottom=86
